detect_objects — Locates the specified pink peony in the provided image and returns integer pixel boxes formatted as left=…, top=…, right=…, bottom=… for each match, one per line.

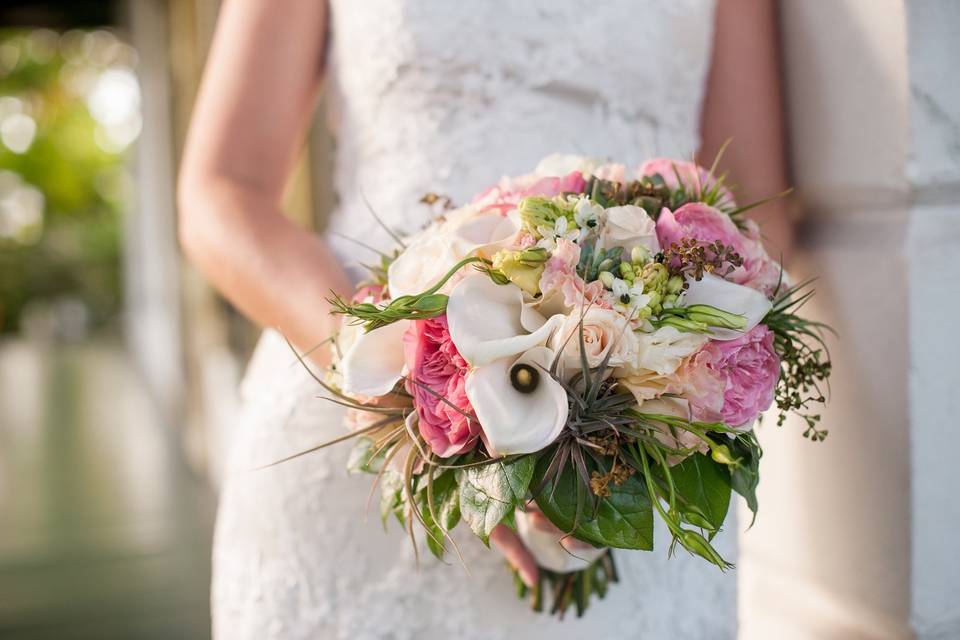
left=656, top=203, right=782, bottom=297
left=472, top=170, right=587, bottom=215
left=696, top=325, right=780, bottom=428
left=638, top=158, right=735, bottom=210
left=402, top=315, right=479, bottom=457
left=539, top=238, right=609, bottom=310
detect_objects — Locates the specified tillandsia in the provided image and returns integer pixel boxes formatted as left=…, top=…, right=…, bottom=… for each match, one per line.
left=272, top=152, right=833, bottom=619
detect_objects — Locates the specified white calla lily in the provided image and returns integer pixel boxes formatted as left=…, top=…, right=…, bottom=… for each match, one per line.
left=340, top=319, right=410, bottom=396
left=515, top=510, right=607, bottom=573
left=680, top=273, right=773, bottom=340
left=465, top=346, right=567, bottom=455
left=447, top=274, right=564, bottom=367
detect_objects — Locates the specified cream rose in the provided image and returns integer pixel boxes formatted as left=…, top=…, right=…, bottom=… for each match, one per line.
left=597, top=205, right=660, bottom=257
left=550, top=307, right=639, bottom=377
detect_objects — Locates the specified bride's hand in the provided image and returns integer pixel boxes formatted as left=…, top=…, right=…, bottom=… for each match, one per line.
left=489, top=524, right=538, bottom=588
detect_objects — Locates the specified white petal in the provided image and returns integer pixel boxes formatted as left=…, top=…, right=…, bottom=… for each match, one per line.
left=340, top=320, right=410, bottom=396
left=453, top=213, right=517, bottom=256
left=447, top=274, right=564, bottom=366
left=387, top=235, right=460, bottom=299
left=680, top=273, right=773, bottom=340
left=515, top=510, right=607, bottom=573
left=465, top=346, right=567, bottom=455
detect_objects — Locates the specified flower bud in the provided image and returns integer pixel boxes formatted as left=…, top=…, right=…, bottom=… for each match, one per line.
left=619, top=261, right=635, bottom=281
left=658, top=316, right=709, bottom=333
left=516, top=247, right=549, bottom=265
left=631, top=245, right=651, bottom=265
left=710, top=443, right=736, bottom=465
left=667, top=275, right=685, bottom=294
left=492, top=249, right=545, bottom=295
left=518, top=196, right=565, bottom=232
left=684, top=304, right=747, bottom=330
left=598, top=271, right=615, bottom=289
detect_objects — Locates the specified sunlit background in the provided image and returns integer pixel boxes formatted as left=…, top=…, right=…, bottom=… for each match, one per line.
left=0, top=1, right=333, bottom=636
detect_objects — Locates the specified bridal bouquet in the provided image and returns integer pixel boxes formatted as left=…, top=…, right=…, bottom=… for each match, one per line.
left=294, top=154, right=831, bottom=617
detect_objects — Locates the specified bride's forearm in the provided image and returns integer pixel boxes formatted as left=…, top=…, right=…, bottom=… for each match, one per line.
left=179, top=178, right=351, bottom=361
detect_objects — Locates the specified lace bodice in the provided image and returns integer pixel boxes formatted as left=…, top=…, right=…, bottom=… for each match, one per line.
left=213, top=2, right=737, bottom=639
left=325, top=0, right=716, bottom=281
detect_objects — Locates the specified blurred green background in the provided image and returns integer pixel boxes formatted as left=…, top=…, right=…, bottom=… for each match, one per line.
left=0, top=3, right=221, bottom=638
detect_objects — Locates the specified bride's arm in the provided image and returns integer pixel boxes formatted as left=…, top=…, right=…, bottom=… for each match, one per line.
left=699, top=0, right=794, bottom=263
left=178, top=0, right=351, bottom=359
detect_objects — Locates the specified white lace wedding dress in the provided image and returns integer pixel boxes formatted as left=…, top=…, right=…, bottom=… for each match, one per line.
left=212, top=1, right=737, bottom=638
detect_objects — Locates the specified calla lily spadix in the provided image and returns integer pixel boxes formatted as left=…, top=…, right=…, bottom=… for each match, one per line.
left=515, top=510, right=607, bottom=573
left=680, top=273, right=773, bottom=340
left=447, top=274, right=564, bottom=367
left=465, top=346, right=568, bottom=455
left=340, top=319, right=410, bottom=396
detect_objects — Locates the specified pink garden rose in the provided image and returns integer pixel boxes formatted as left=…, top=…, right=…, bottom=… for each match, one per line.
left=472, top=170, right=587, bottom=215
left=693, top=325, right=780, bottom=428
left=656, top=203, right=782, bottom=297
left=638, top=158, right=735, bottom=210
left=403, top=315, right=479, bottom=457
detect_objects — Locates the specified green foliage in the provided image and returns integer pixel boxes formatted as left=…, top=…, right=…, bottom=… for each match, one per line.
left=763, top=280, right=834, bottom=440
left=418, top=470, right=461, bottom=559
left=0, top=28, right=134, bottom=334
left=456, top=455, right=535, bottom=544
left=532, top=452, right=653, bottom=550
left=664, top=453, right=732, bottom=532
left=329, top=256, right=483, bottom=331
left=727, top=432, right=762, bottom=521
left=513, top=550, right=619, bottom=619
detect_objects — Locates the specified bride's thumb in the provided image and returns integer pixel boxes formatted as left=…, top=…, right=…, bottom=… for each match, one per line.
left=489, top=524, right=539, bottom=588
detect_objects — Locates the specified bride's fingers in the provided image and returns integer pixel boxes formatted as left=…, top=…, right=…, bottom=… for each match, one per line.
left=489, top=524, right=539, bottom=588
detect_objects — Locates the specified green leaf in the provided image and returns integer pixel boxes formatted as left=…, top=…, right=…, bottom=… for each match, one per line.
left=728, top=434, right=762, bottom=521
left=667, top=453, right=732, bottom=531
left=419, top=471, right=461, bottom=559
left=533, top=456, right=653, bottom=550
left=457, top=456, right=535, bottom=544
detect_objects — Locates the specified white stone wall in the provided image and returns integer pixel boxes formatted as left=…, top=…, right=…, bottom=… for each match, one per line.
left=740, top=1, right=959, bottom=638
left=905, top=3, right=960, bottom=638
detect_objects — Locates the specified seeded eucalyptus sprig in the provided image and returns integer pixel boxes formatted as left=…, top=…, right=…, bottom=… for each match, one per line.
left=763, top=279, right=834, bottom=441
left=328, top=256, right=484, bottom=331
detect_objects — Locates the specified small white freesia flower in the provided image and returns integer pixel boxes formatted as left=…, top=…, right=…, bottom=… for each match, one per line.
left=573, top=197, right=603, bottom=230
left=465, top=346, right=568, bottom=455
left=611, top=277, right=650, bottom=315
left=447, top=274, right=564, bottom=367
left=680, top=273, right=772, bottom=340
left=340, top=319, right=410, bottom=396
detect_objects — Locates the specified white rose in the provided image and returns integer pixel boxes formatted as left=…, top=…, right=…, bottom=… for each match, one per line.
left=597, top=205, right=659, bottom=256
left=635, top=326, right=708, bottom=376
left=550, top=307, right=639, bottom=377
left=387, top=232, right=461, bottom=299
